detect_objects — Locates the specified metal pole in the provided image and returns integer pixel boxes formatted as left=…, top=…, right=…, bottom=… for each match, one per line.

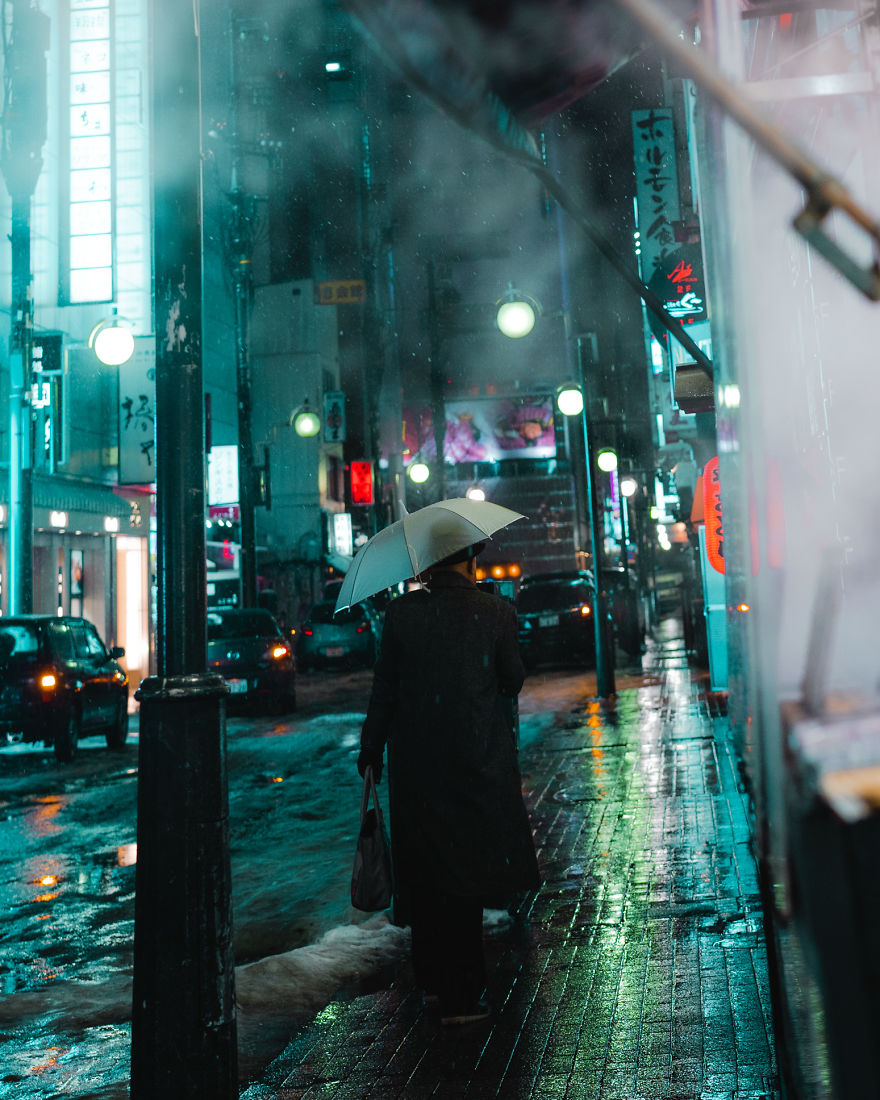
left=131, top=1, right=236, bottom=1095
left=229, top=13, right=257, bottom=608
left=2, top=0, right=49, bottom=615
left=8, top=200, right=34, bottom=614
left=427, top=260, right=446, bottom=499
left=577, top=335, right=616, bottom=698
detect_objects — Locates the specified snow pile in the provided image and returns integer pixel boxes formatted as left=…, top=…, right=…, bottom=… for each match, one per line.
left=235, top=913, right=410, bottom=1017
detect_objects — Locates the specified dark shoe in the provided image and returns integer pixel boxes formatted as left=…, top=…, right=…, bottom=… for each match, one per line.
left=440, top=999, right=491, bottom=1025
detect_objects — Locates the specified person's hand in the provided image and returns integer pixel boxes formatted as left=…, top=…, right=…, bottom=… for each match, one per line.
left=358, top=748, right=383, bottom=783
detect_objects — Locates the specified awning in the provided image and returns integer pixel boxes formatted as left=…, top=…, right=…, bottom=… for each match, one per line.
left=325, top=552, right=354, bottom=574
left=0, top=470, right=149, bottom=537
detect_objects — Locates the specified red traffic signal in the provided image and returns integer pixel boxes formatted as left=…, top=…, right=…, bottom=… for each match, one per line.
left=350, top=460, right=374, bottom=506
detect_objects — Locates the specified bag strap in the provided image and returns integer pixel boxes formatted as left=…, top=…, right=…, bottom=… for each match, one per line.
left=360, top=765, right=382, bottom=823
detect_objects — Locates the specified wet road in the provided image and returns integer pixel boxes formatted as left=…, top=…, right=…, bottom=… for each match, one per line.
left=0, top=663, right=613, bottom=1097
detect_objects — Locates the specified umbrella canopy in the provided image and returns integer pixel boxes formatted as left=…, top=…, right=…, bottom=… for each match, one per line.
left=334, top=498, right=525, bottom=612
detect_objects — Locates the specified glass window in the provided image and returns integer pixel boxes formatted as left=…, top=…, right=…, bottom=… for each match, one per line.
left=0, top=624, right=40, bottom=656
left=84, top=625, right=107, bottom=658
left=46, top=623, right=75, bottom=660
left=206, top=610, right=279, bottom=641
left=70, top=234, right=112, bottom=269
left=69, top=267, right=113, bottom=303
left=309, top=602, right=365, bottom=625
left=518, top=582, right=593, bottom=613
left=69, top=622, right=91, bottom=658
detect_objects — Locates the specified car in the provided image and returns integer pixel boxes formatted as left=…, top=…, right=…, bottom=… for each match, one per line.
left=296, top=600, right=380, bottom=671
left=516, top=571, right=597, bottom=669
left=0, top=615, right=129, bottom=762
left=206, top=607, right=297, bottom=714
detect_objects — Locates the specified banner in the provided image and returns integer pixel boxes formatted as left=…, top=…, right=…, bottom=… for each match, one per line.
left=117, top=336, right=155, bottom=485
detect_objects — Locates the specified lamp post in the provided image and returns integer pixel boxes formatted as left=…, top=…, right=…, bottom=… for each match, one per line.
left=131, top=1, right=237, bottom=1095
left=2, top=1, right=50, bottom=615
left=575, top=334, right=616, bottom=698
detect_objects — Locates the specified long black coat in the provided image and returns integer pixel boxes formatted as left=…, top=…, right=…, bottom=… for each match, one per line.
left=360, top=571, right=540, bottom=899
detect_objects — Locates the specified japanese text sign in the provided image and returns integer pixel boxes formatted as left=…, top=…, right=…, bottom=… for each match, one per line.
left=632, top=108, right=681, bottom=278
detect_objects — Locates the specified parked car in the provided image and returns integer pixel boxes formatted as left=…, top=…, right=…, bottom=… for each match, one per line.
left=206, top=607, right=296, bottom=714
left=516, top=571, right=597, bottom=669
left=296, top=601, right=380, bottom=671
left=0, top=615, right=129, bottom=762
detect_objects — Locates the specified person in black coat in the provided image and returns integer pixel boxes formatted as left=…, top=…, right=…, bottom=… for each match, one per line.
left=358, top=541, right=540, bottom=1024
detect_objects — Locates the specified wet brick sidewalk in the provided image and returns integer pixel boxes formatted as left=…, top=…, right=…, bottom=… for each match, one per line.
left=260, top=626, right=779, bottom=1098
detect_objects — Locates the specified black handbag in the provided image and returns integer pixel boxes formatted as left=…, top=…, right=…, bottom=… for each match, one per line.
left=351, top=766, right=393, bottom=912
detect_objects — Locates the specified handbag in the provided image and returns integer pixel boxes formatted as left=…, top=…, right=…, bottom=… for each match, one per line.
left=351, top=766, right=393, bottom=912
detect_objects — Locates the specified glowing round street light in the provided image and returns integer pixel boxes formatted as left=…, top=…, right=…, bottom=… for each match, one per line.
left=89, top=315, right=135, bottom=366
left=466, top=485, right=486, bottom=501
left=556, top=383, right=584, bottom=417
left=596, top=449, right=618, bottom=473
left=408, top=461, right=430, bottom=484
left=620, top=476, right=638, bottom=498
left=496, top=298, right=536, bottom=339
left=290, top=401, right=321, bottom=438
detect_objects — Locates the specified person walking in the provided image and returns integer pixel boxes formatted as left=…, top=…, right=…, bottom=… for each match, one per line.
left=358, top=541, right=540, bottom=1025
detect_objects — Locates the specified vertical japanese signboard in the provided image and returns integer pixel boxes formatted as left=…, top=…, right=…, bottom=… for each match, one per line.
left=323, top=391, right=346, bottom=442
left=702, top=455, right=724, bottom=573
left=632, top=108, right=680, bottom=279
left=118, top=336, right=155, bottom=485
left=350, top=460, right=374, bottom=506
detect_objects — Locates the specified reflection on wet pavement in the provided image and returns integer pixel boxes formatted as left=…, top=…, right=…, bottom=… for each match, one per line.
left=271, top=621, right=779, bottom=1098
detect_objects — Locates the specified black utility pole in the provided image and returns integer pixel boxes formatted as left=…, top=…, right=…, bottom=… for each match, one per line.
left=577, top=334, right=616, bottom=699
left=131, top=2, right=237, bottom=1096
left=229, top=11, right=258, bottom=608
left=1, top=1, right=49, bottom=615
left=426, top=260, right=446, bottom=500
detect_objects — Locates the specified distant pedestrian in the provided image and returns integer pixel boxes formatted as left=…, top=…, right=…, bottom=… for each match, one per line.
left=358, top=541, right=540, bottom=1025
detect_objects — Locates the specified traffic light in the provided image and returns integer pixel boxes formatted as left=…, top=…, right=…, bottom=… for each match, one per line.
left=350, top=460, right=374, bottom=506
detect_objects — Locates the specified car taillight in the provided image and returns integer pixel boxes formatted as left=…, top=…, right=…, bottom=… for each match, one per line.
left=356, top=624, right=369, bottom=633
left=39, top=672, right=58, bottom=689
left=268, top=645, right=290, bottom=660
left=579, top=605, right=591, bottom=616
left=302, top=628, right=313, bottom=636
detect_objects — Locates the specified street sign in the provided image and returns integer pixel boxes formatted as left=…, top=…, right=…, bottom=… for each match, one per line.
left=703, top=455, right=724, bottom=573
left=315, top=280, right=366, bottom=305
left=323, top=391, right=346, bottom=442
left=350, top=460, right=374, bottom=506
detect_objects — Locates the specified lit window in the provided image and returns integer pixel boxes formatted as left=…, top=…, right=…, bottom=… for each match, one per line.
left=70, top=269, right=113, bottom=303
left=70, top=202, right=111, bottom=235
left=70, top=235, right=112, bottom=269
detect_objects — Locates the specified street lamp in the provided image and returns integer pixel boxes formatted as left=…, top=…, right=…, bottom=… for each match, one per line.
left=408, top=460, right=430, bottom=484
left=495, top=285, right=540, bottom=338
left=89, top=313, right=135, bottom=366
left=289, top=400, right=321, bottom=438
left=556, top=383, right=584, bottom=417
left=596, top=448, right=618, bottom=473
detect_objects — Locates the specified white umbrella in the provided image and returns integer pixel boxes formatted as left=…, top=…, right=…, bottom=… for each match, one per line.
left=334, top=498, right=525, bottom=612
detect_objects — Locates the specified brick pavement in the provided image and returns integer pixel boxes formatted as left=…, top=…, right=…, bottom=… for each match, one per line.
left=258, top=626, right=779, bottom=1099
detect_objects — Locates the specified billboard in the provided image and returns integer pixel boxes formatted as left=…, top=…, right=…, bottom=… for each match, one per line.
left=402, top=394, right=556, bottom=465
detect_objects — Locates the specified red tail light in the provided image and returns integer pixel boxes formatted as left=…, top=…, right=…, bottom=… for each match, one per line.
left=302, top=628, right=314, bottom=636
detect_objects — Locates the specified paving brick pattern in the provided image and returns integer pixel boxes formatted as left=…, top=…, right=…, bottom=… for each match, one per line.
left=269, top=630, right=779, bottom=1098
